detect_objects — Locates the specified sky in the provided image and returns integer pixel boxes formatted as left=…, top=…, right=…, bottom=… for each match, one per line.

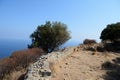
left=0, top=0, right=120, bottom=43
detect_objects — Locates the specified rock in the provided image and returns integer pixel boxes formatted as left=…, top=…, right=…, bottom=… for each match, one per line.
left=24, top=47, right=75, bottom=80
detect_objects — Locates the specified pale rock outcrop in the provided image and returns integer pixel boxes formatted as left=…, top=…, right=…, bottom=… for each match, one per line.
left=24, top=47, right=77, bottom=80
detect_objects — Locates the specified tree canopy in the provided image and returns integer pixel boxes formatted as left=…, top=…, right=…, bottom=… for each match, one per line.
left=100, top=22, right=120, bottom=43
left=28, top=21, right=71, bottom=53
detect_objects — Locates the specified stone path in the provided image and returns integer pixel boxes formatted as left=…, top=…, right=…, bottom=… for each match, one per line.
left=24, top=47, right=75, bottom=80
left=50, top=51, right=119, bottom=80
left=24, top=45, right=119, bottom=80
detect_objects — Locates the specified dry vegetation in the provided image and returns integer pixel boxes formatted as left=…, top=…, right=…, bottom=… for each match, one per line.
left=0, top=48, right=45, bottom=80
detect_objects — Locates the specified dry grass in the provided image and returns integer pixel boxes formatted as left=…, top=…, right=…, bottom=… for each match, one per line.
left=0, top=48, right=45, bottom=80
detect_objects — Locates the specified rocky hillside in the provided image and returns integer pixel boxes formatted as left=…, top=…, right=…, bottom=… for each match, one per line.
left=24, top=44, right=120, bottom=80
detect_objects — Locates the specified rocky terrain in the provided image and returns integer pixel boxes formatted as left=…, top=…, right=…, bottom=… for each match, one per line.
left=24, top=44, right=120, bottom=80
left=24, top=47, right=75, bottom=80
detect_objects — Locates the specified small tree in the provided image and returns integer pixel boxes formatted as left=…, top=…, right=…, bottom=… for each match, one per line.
left=100, top=22, right=120, bottom=43
left=28, top=21, right=71, bottom=53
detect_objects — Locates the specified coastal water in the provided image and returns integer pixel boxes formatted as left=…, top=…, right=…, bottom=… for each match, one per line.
left=0, top=39, right=30, bottom=58
left=0, top=39, right=80, bottom=59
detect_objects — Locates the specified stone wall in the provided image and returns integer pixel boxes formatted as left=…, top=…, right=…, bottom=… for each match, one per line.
left=24, top=47, right=77, bottom=80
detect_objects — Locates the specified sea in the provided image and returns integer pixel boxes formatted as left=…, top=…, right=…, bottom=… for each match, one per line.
left=0, top=39, right=31, bottom=59
left=0, top=39, right=80, bottom=59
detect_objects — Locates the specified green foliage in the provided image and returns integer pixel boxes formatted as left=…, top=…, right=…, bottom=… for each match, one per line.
left=28, top=21, right=71, bottom=53
left=100, top=22, right=120, bottom=43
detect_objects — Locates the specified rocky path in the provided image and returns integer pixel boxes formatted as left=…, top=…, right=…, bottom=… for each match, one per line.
left=24, top=47, right=75, bottom=80
left=51, top=51, right=119, bottom=80
left=24, top=45, right=120, bottom=80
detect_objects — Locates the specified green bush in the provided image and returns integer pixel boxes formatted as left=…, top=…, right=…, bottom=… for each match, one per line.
left=100, top=22, right=120, bottom=43
left=28, top=21, right=71, bottom=53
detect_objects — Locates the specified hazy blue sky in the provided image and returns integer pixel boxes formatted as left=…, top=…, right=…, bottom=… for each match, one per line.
left=0, top=0, right=120, bottom=42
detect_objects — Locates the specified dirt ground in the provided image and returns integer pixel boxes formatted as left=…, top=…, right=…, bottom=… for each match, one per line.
left=50, top=50, right=120, bottom=80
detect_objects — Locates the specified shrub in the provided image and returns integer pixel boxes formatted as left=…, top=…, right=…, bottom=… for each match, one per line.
left=83, top=39, right=97, bottom=45
left=10, top=48, right=44, bottom=69
left=100, top=22, right=120, bottom=44
left=0, top=57, right=14, bottom=79
left=102, top=57, right=120, bottom=80
left=0, top=48, right=45, bottom=80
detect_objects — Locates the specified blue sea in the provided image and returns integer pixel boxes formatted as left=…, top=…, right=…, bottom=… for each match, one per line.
left=0, top=39, right=80, bottom=59
left=0, top=39, right=31, bottom=59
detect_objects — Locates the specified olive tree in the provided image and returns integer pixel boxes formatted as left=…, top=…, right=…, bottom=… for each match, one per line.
left=28, top=21, right=71, bottom=53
